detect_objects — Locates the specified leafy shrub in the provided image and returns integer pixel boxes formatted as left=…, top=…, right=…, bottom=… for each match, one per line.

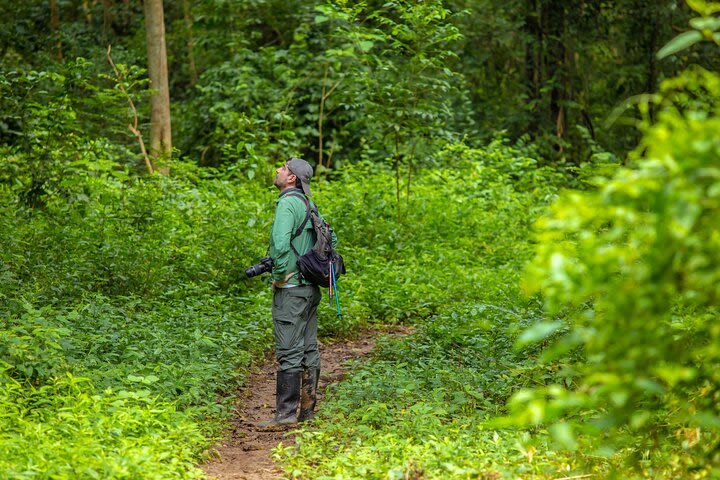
left=313, top=140, right=562, bottom=324
left=277, top=140, right=582, bottom=479
left=0, top=130, right=566, bottom=478
left=0, top=304, right=70, bottom=383
left=0, top=371, right=205, bottom=480
left=507, top=64, right=720, bottom=475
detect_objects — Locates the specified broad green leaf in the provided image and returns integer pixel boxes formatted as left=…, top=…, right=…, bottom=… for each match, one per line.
left=516, top=321, right=563, bottom=347
left=141, top=375, right=160, bottom=384
left=550, top=422, right=577, bottom=450
left=357, top=40, right=374, bottom=52
left=657, top=31, right=703, bottom=59
left=630, top=410, right=652, bottom=429
left=654, top=365, right=696, bottom=386
left=687, top=0, right=708, bottom=14
left=690, top=16, right=720, bottom=30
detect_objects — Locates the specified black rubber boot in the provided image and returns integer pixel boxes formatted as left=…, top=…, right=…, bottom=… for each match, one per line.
left=298, top=367, right=320, bottom=422
left=258, top=370, right=301, bottom=428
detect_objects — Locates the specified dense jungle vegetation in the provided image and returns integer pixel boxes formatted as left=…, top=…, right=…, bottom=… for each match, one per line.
left=1, top=0, right=720, bottom=478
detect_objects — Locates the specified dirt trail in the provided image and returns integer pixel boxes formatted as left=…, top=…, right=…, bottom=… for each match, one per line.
left=201, top=326, right=411, bottom=480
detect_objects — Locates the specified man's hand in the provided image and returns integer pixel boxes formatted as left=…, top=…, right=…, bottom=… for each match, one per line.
left=272, top=272, right=296, bottom=291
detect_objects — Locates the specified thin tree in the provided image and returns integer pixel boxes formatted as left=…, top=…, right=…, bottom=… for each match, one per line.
left=49, top=0, right=62, bottom=61
left=182, top=0, right=198, bottom=86
left=144, top=0, right=172, bottom=170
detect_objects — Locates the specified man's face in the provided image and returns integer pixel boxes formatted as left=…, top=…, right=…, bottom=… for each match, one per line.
left=273, top=164, right=296, bottom=190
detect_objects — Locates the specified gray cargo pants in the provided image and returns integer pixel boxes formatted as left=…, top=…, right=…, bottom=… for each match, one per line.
left=272, top=285, right=322, bottom=372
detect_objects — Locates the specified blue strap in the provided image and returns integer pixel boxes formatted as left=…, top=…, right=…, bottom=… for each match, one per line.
left=331, top=262, right=342, bottom=319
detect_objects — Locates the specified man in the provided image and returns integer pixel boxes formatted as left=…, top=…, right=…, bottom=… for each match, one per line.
left=259, top=157, right=335, bottom=427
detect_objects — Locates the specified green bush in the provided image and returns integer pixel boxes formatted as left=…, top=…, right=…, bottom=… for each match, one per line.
left=506, top=66, right=720, bottom=476
left=0, top=371, right=205, bottom=480
left=1, top=133, right=566, bottom=478
left=277, top=140, right=581, bottom=479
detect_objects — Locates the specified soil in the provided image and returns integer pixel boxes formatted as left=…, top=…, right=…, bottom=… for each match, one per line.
left=201, top=326, right=411, bottom=480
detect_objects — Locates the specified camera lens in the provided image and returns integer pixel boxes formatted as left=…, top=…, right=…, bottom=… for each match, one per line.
left=245, top=256, right=273, bottom=278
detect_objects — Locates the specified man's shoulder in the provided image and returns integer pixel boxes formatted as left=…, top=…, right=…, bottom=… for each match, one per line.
left=278, top=191, right=307, bottom=203
left=276, top=192, right=309, bottom=213
left=282, top=191, right=308, bottom=201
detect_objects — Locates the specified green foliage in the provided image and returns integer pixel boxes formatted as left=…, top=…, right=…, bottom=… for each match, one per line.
left=0, top=304, right=69, bottom=383
left=0, top=131, right=567, bottom=477
left=0, top=59, right=149, bottom=207
left=0, top=371, right=204, bottom=480
left=0, top=161, right=274, bottom=304
left=178, top=0, right=469, bottom=182
left=506, top=49, right=720, bottom=477
left=276, top=141, right=587, bottom=479
left=2, top=0, right=719, bottom=168
left=316, top=139, right=562, bottom=325
left=0, top=157, right=278, bottom=476
left=2, top=1, right=719, bottom=478
left=658, top=1, right=720, bottom=58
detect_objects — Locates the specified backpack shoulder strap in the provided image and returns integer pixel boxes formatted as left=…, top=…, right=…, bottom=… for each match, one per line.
left=284, top=193, right=318, bottom=259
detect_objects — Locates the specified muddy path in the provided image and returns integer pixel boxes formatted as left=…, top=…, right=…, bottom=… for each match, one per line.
left=201, top=326, right=411, bottom=480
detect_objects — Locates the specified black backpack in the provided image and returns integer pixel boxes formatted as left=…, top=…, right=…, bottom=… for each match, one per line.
left=287, top=194, right=346, bottom=288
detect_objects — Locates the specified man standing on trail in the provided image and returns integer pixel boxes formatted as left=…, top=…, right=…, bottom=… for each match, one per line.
left=259, top=157, right=334, bottom=427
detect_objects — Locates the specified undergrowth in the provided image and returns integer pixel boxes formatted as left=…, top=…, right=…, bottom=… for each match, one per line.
left=276, top=146, right=585, bottom=479
left=0, top=137, right=565, bottom=478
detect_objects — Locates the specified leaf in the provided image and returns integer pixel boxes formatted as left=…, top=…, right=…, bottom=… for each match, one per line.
left=689, top=16, right=720, bottom=30
left=657, top=31, right=703, bottom=59
left=141, top=375, right=160, bottom=384
left=516, top=321, right=563, bottom=347
left=314, top=15, right=329, bottom=24
left=688, top=0, right=720, bottom=14
left=550, top=422, right=577, bottom=450
left=634, top=378, right=665, bottom=395
left=687, top=0, right=707, bottom=14
left=357, top=41, right=374, bottom=52
left=690, top=411, right=720, bottom=428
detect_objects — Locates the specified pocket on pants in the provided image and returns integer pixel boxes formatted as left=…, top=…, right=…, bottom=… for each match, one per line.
left=273, top=288, right=309, bottom=325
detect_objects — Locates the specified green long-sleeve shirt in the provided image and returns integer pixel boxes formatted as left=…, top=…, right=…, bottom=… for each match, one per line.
left=269, top=188, right=337, bottom=286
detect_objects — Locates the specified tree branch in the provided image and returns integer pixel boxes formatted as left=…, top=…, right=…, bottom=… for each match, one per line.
left=106, top=45, right=154, bottom=175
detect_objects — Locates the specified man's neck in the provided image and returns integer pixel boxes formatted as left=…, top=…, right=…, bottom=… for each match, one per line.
left=279, top=185, right=301, bottom=195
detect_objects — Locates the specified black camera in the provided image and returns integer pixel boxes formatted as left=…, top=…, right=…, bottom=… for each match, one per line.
left=245, top=256, right=273, bottom=278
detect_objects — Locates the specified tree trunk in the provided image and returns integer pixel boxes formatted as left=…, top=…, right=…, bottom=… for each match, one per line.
left=645, top=3, right=659, bottom=95
left=182, top=0, right=198, bottom=86
left=319, top=64, right=328, bottom=168
left=144, top=0, right=172, bottom=170
left=100, top=0, right=113, bottom=39
left=49, top=0, right=63, bottom=62
left=524, top=0, right=540, bottom=135
left=543, top=0, right=566, bottom=144
left=394, top=133, right=401, bottom=224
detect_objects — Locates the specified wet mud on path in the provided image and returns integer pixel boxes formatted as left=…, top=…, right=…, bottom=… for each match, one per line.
left=201, top=326, right=412, bottom=480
